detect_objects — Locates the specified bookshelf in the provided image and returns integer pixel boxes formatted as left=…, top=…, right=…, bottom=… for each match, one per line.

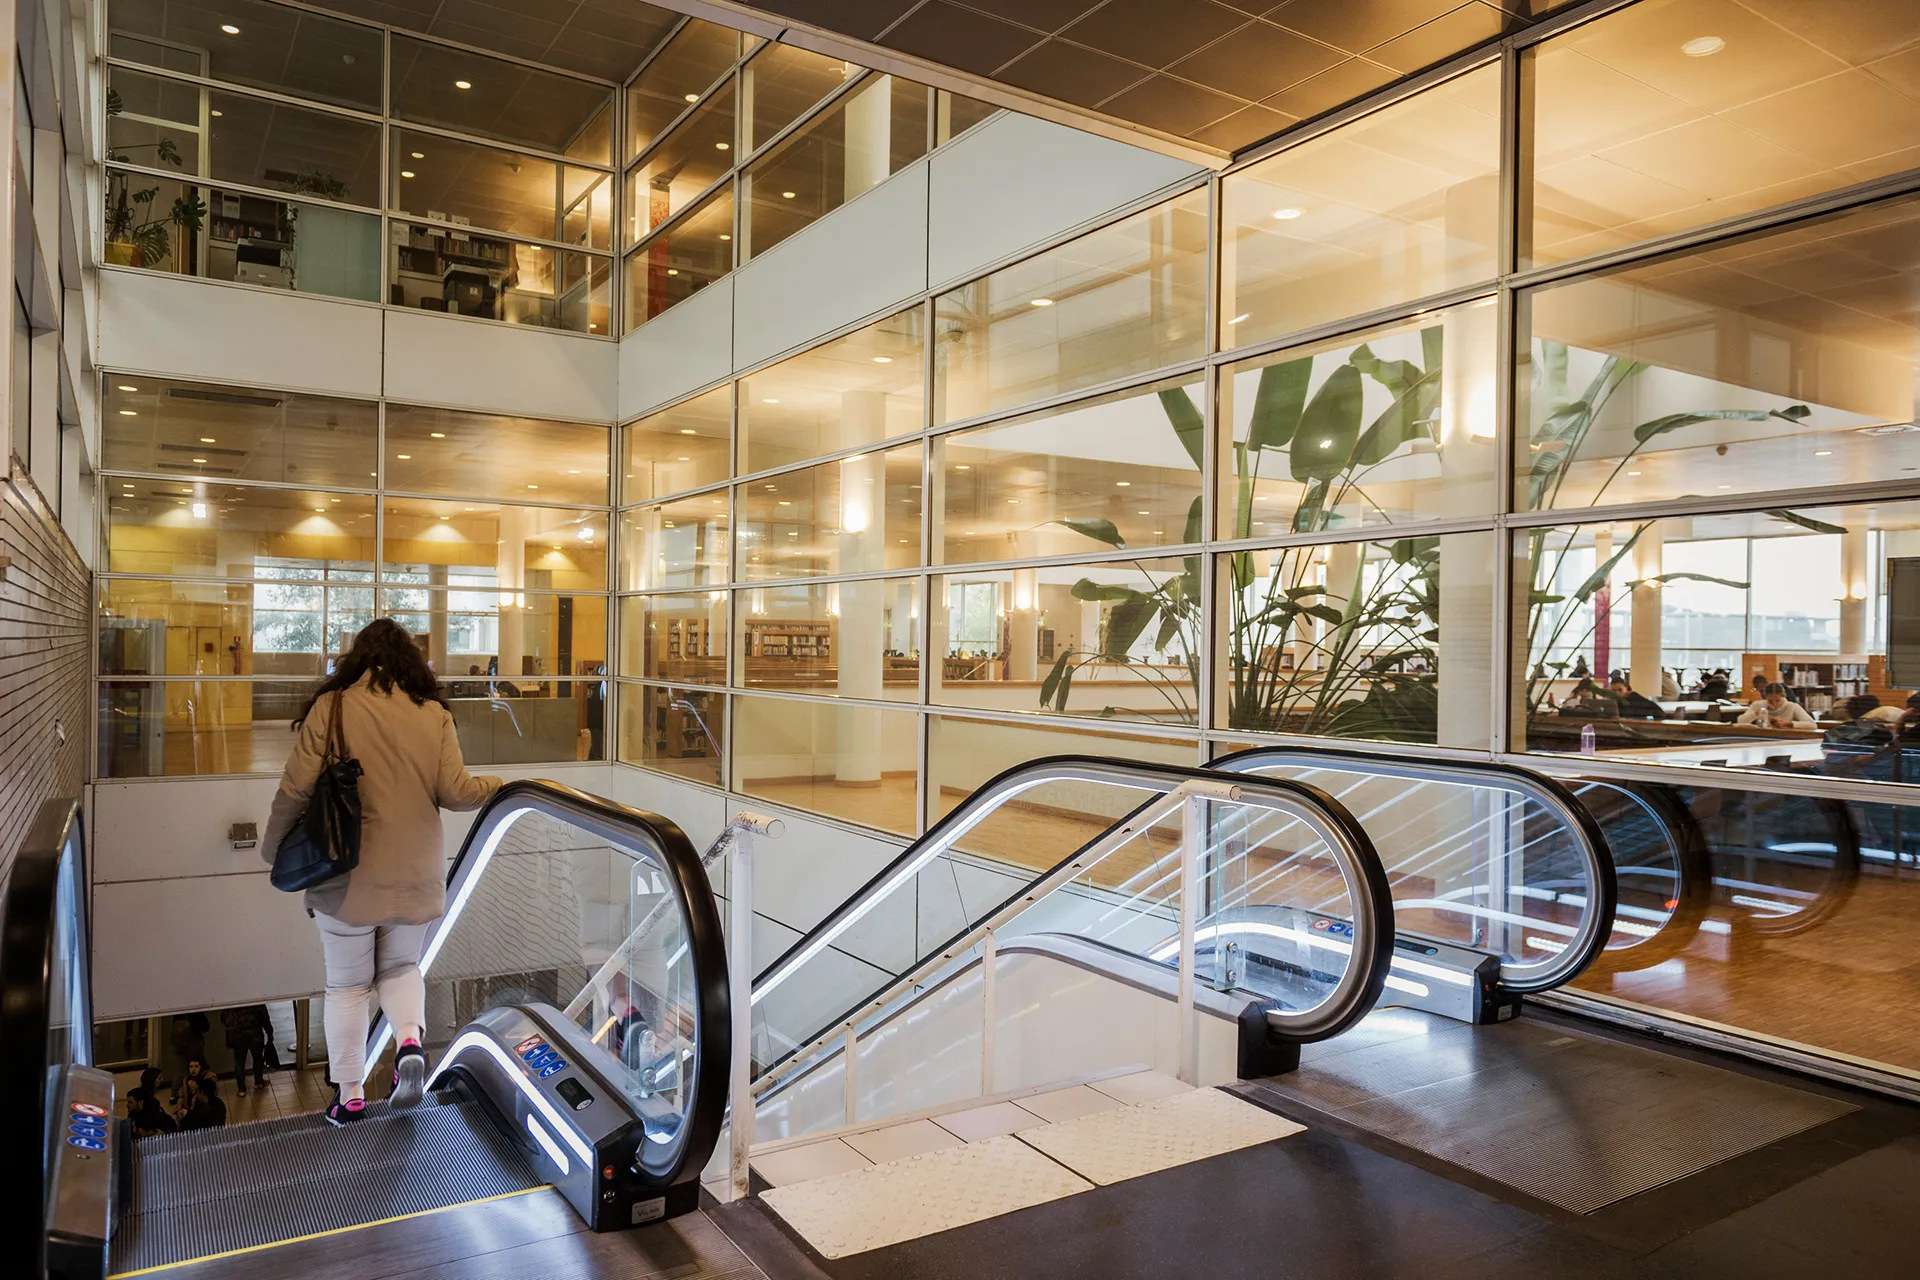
left=745, top=619, right=832, bottom=661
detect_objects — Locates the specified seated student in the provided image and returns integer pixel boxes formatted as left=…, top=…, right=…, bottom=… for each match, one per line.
left=1691, top=669, right=1732, bottom=700
left=178, top=1074, right=227, bottom=1131
left=1608, top=678, right=1663, bottom=720
left=1862, top=693, right=1915, bottom=727
left=1827, top=696, right=1896, bottom=749
left=1738, top=683, right=1818, bottom=729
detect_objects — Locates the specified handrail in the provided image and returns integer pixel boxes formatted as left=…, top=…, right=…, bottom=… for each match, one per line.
left=0, top=798, right=88, bottom=1278
left=1569, top=777, right=1712, bottom=970
left=1210, top=744, right=1619, bottom=995
left=749, top=754, right=1393, bottom=1086
left=366, top=778, right=729, bottom=1189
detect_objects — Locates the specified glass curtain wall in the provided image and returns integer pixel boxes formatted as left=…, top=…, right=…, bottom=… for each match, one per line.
left=96, top=375, right=611, bottom=776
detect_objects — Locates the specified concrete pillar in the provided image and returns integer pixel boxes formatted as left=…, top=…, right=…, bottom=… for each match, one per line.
left=497, top=505, right=529, bottom=678
left=836, top=445, right=885, bottom=784
left=844, top=76, right=892, bottom=204
left=1436, top=303, right=1496, bottom=749
left=427, top=563, right=449, bottom=672
left=1841, top=525, right=1870, bottom=654
left=1008, top=568, right=1038, bottom=681
left=1630, top=522, right=1665, bottom=696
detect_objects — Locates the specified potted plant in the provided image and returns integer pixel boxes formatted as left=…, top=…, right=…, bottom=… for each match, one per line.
left=104, top=86, right=205, bottom=268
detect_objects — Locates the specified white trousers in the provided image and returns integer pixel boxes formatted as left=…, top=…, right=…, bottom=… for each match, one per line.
left=315, top=913, right=431, bottom=1086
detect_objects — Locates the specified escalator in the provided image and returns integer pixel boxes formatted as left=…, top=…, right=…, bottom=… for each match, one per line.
left=6, top=782, right=730, bottom=1278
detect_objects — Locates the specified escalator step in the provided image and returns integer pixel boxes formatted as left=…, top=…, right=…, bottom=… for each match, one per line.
left=111, top=1097, right=544, bottom=1273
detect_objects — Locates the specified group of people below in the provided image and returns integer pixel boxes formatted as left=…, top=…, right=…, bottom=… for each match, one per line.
left=126, top=1004, right=286, bottom=1138
left=125, top=1060, right=229, bottom=1137
left=1558, top=668, right=1920, bottom=741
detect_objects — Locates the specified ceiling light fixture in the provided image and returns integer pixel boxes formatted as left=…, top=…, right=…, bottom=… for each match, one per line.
left=1272, top=207, right=1302, bottom=220
left=411, top=151, right=425, bottom=159
left=719, top=233, right=731, bottom=241
left=762, top=398, right=779, bottom=405
left=220, top=23, right=240, bottom=34
left=401, top=170, right=415, bottom=178
left=1115, top=480, right=1131, bottom=487
left=715, top=142, right=730, bottom=151
left=872, top=356, right=892, bottom=364
left=1030, top=297, right=1054, bottom=307
left=685, top=93, right=699, bottom=102
left=455, top=79, right=472, bottom=89
left=199, top=436, right=215, bottom=443
left=1814, top=449, right=1833, bottom=456
left=781, top=191, right=796, bottom=199
left=210, top=110, right=223, bottom=117
left=396, top=454, right=411, bottom=460
left=117, top=384, right=138, bottom=391
left=680, top=428, right=698, bottom=434
left=430, top=431, right=445, bottom=438
left=667, top=268, right=679, bottom=275
left=193, top=457, right=207, bottom=463
left=1681, top=35, right=1725, bottom=57
left=119, top=409, right=137, bottom=416
left=1227, top=313, right=1249, bottom=324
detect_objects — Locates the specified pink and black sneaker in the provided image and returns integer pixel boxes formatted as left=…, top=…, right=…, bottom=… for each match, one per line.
left=324, top=1088, right=367, bottom=1127
left=389, top=1041, right=428, bottom=1110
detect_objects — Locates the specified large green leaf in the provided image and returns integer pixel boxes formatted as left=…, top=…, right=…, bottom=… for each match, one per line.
left=1631, top=406, right=1813, bottom=444
left=1158, top=387, right=1206, bottom=471
left=1389, top=536, right=1441, bottom=565
left=1629, top=570, right=1751, bottom=591
left=1768, top=509, right=1847, bottom=535
left=1056, top=517, right=1125, bottom=548
left=1246, top=358, right=1311, bottom=453
left=1290, top=364, right=1364, bottom=484
left=1071, top=579, right=1146, bottom=602
left=1039, top=651, right=1073, bottom=710
left=1103, top=595, right=1158, bottom=658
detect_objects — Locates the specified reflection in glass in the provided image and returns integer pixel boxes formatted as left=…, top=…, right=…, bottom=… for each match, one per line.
left=106, top=482, right=375, bottom=577
left=102, top=378, right=378, bottom=488
left=619, top=593, right=728, bottom=684
left=1220, top=64, right=1499, bottom=350
left=744, top=42, right=858, bottom=152
left=1220, top=300, right=1496, bottom=539
left=935, top=90, right=999, bottom=144
left=736, top=578, right=920, bottom=700
left=100, top=575, right=377, bottom=679
left=1522, top=0, right=1920, bottom=267
left=618, top=683, right=725, bottom=786
left=625, top=183, right=734, bottom=330
left=107, top=0, right=385, bottom=111
left=733, top=695, right=918, bottom=835
left=735, top=446, right=921, bottom=580
left=389, top=227, right=610, bottom=333
left=1221, top=532, right=1493, bottom=748
left=934, top=189, right=1209, bottom=425
left=622, top=388, right=731, bottom=503
left=738, top=308, right=924, bottom=472
left=382, top=499, right=607, bottom=591
left=442, top=680, right=605, bottom=763
left=385, top=405, right=609, bottom=505
left=389, top=35, right=613, bottom=162
left=383, top=588, right=607, bottom=678
left=97, top=679, right=321, bottom=777
left=925, top=714, right=1194, bottom=828
left=391, top=131, right=612, bottom=249
left=743, top=74, right=930, bottom=259
left=626, top=83, right=737, bottom=243
left=937, top=377, right=1203, bottom=565
left=1520, top=195, right=1920, bottom=513
left=618, top=494, right=730, bottom=591
left=933, top=559, right=1199, bottom=727
left=626, top=19, right=740, bottom=160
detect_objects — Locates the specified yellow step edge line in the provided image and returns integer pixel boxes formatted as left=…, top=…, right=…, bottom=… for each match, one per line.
left=107, top=1184, right=553, bottom=1278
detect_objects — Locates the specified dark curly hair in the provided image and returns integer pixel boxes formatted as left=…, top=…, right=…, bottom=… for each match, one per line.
left=293, top=617, right=447, bottom=727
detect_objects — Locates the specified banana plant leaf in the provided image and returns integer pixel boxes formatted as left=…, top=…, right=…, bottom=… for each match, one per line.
left=1630, top=404, right=1811, bottom=444
left=1247, top=357, right=1311, bottom=453
left=1057, top=517, right=1125, bottom=547
left=1290, top=363, right=1364, bottom=485
left=1768, top=509, right=1847, bottom=535
left=1626, top=571, right=1751, bottom=591
left=1158, top=387, right=1206, bottom=471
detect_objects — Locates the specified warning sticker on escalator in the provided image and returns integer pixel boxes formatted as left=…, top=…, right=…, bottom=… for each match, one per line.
left=515, top=1035, right=546, bottom=1056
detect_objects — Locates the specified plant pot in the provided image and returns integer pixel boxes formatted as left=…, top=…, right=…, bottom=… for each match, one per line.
left=105, top=241, right=136, bottom=266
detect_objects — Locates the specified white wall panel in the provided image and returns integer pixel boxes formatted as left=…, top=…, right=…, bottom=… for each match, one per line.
left=927, top=114, right=1204, bottom=291
left=618, top=276, right=734, bottom=421
left=383, top=310, right=617, bottom=422
left=97, top=269, right=382, bottom=397
left=607, top=765, right=729, bottom=852
left=95, top=871, right=323, bottom=1019
left=732, top=163, right=929, bottom=373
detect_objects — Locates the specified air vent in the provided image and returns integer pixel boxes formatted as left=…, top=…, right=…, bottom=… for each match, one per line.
left=1857, top=423, right=1920, bottom=436
left=166, top=388, right=283, bottom=408
left=157, top=443, right=247, bottom=457
left=156, top=462, right=241, bottom=476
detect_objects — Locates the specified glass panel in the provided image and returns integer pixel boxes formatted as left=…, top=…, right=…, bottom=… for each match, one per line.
left=1520, top=195, right=1920, bottom=513
left=925, top=714, right=1194, bottom=827
left=935, top=89, right=998, bottom=145
left=1523, top=0, right=1920, bottom=267
left=619, top=682, right=725, bottom=784
left=383, top=589, right=607, bottom=678
left=97, top=678, right=319, bottom=776
left=1516, top=499, right=1920, bottom=777
left=737, top=578, right=920, bottom=700
left=101, top=573, right=374, bottom=679
left=389, top=225, right=610, bottom=334
left=1221, top=531, right=1495, bottom=748
left=622, top=388, right=730, bottom=504
left=936, top=376, right=1204, bottom=565
left=743, top=74, right=930, bottom=260
left=738, top=308, right=924, bottom=472
left=624, top=183, right=734, bottom=330
left=735, top=445, right=921, bottom=580
left=107, top=0, right=385, bottom=112
left=445, top=680, right=606, bottom=763
left=626, top=19, right=740, bottom=160
left=1220, top=64, right=1500, bottom=350
left=745, top=42, right=859, bottom=151
left=392, top=130, right=612, bottom=249
left=618, top=493, right=730, bottom=590
left=626, top=83, right=736, bottom=243
left=934, top=190, right=1209, bottom=425
left=102, top=377, right=377, bottom=488
left=933, top=558, right=1199, bottom=727
left=732, top=695, right=918, bottom=834
left=389, top=34, right=613, bottom=163
left=382, top=499, right=607, bottom=590
left=385, top=405, right=609, bottom=505
left=619, top=593, right=728, bottom=683
left=106, top=481, right=375, bottom=576
left=1220, top=299, right=1497, bottom=539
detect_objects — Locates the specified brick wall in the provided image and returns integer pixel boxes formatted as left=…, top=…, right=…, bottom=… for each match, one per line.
left=0, top=472, right=89, bottom=883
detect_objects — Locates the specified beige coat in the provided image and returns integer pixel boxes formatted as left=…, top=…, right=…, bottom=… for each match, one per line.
left=261, top=672, right=501, bottom=927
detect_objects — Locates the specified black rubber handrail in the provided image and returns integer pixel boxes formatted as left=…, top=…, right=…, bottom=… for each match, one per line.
left=368, top=778, right=729, bottom=1190
left=0, top=798, right=88, bottom=1279
left=1210, top=745, right=1620, bottom=995
left=1568, top=777, right=1712, bottom=971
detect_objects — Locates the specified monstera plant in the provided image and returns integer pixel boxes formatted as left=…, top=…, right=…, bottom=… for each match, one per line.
left=104, top=87, right=205, bottom=269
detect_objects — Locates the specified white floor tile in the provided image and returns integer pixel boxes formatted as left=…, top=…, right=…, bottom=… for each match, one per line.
left=1015, top=1083, right=1127, bottom=1123
left=751, top=1137, right=872, bottom=1188
left=933, top=1100, right=1048, bottom=1143
left=761, top=1135, right=1092, bottom=1258
left=1020, top=1087, right=1304, bottom=1186
left=1089, top=1070, right=1192, bottom=1106
left=843, top=1117, right=966, bottom=1164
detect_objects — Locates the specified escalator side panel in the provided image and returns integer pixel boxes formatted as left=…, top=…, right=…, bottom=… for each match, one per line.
left=46, top=1066, right=115, bottom=1280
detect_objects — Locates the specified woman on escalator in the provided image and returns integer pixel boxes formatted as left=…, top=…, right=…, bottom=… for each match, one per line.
left=261, top=619, right=502, bottom=1128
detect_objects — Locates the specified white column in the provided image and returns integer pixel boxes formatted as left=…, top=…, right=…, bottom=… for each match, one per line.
left=1008, top=568, right=1038, bottom=681
left=835, top=441, right=885, bottom=785
left=844, top=76, right=892, bottom=204
left=1841, top=525, right=1870, bottom=654
left=1630, top=522, right=1665, bottom=695
left=1436, top=303, right=1497, bottom=749
left=497, top=505, right=530, bottom=678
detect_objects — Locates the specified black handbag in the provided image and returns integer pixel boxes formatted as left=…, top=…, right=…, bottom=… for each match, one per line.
left=270, top=691, right=365, bottom=892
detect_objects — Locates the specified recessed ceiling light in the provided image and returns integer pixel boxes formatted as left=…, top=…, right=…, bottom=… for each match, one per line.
left=1681, top=35, right=1725, bottom=57
left=199, top=436, right=215, bottom=443
left=667, top=268, right=679, bottom=275
left=762, top=398, right=779, bottom=404
left=781, top=191, right=796, bottom=199
left=396, top=454, right=411, bottom=460
left=1814, top=449, right=1833, bottom=456
left=411, top=151, right=425, bottom=159
left=1626, top=470, right=1641, bottom=476
left=455, top=79, right=472, bottom=89
left=1030, top=297, right=1054, bottom=307
left=400, top=170, right=415, bottom=179
left=684, top=92, right=700, bottom=102
left=429, top=431, right=445, bottom=438
left=872, top=356, right=892, bottom=364
left=1227, top=313, right=1249, bottom=324
left=1138, top=510, right=1150, bottom=515
left=679, top=428, right=697, bottom=434
left=1115, top=480, right=1131, bottom=487
left=193, top=457, right=207, bottom=463
left=119, top=409, right=137, bottom=416
left=778, top=500, right=792, bottom=506
left=1006, top=498, right=1019, bottom=505
left=220, top=23, right=240, bottom=34
left=954, top=464, right=970, bottom=470
left=719, top=233, right=731, bottom=240
left=210, top=110, right=223, bottom=117
left=527, top=484, right=538, bottom=489
left=677, top=456, right=690, bottom=461
left=1717, top=483, right=1731, bottom=489
left=1272, top=207, right=1302, bottom=220
left=117, top=384, right=138, bottom=391
left=715, top=142, right=729, bottom=151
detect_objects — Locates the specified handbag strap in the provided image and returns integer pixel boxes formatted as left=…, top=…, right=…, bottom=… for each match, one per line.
left=327, top=688, right=351, bottom=763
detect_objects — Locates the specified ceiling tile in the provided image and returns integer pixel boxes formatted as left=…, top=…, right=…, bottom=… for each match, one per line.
left=1168, top=19, right=1345, bottom=100
left=880, top=1, right=1041, bottom=75
left=1189, top=102, right=1299, bottom=151
left=423, top=22, right=556, bottom=65
left=752, top=0, right=922, bottom=41
left=434, top=0, right=566, bottom=44
left=955, top=0, right=1102, bottom=35
left=1738, top=0, right=1920, bottom=65
left=1062, top=0, right=1251, bottom=68
left=1098, top=73, right=1247, bottom=134
left=998, top=39, right=1153, bottom=106
left=1366, top=1, right=1510, bottom=74
left=1261, top=55, right=1399, bottom=117
left=1268, top=0, right=1461, bottom=56
left=542, top=30, right=654, bottom=81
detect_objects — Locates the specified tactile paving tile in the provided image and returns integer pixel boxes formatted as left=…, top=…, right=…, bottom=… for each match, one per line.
left=760, top=1134, right=1092, bottom=1258
left=1018, top=1087, right=1304, bottom=1186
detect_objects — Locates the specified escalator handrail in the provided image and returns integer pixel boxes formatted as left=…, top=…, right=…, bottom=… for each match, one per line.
left=750, top=753, right=1393, bottom=1082
left=0, top=798, right=88, bottom=1276
left=1211, top=744, right=1619, bottom=995
left=1570, top=776, right=1713, bottom=968
left=366, top=778, right=729, bottom=1190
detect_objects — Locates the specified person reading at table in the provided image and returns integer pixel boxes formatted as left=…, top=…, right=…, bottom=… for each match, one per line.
left=1739, top=683, right=1817, bottom=730
left=1609, top=678, right=1663, bottom=720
